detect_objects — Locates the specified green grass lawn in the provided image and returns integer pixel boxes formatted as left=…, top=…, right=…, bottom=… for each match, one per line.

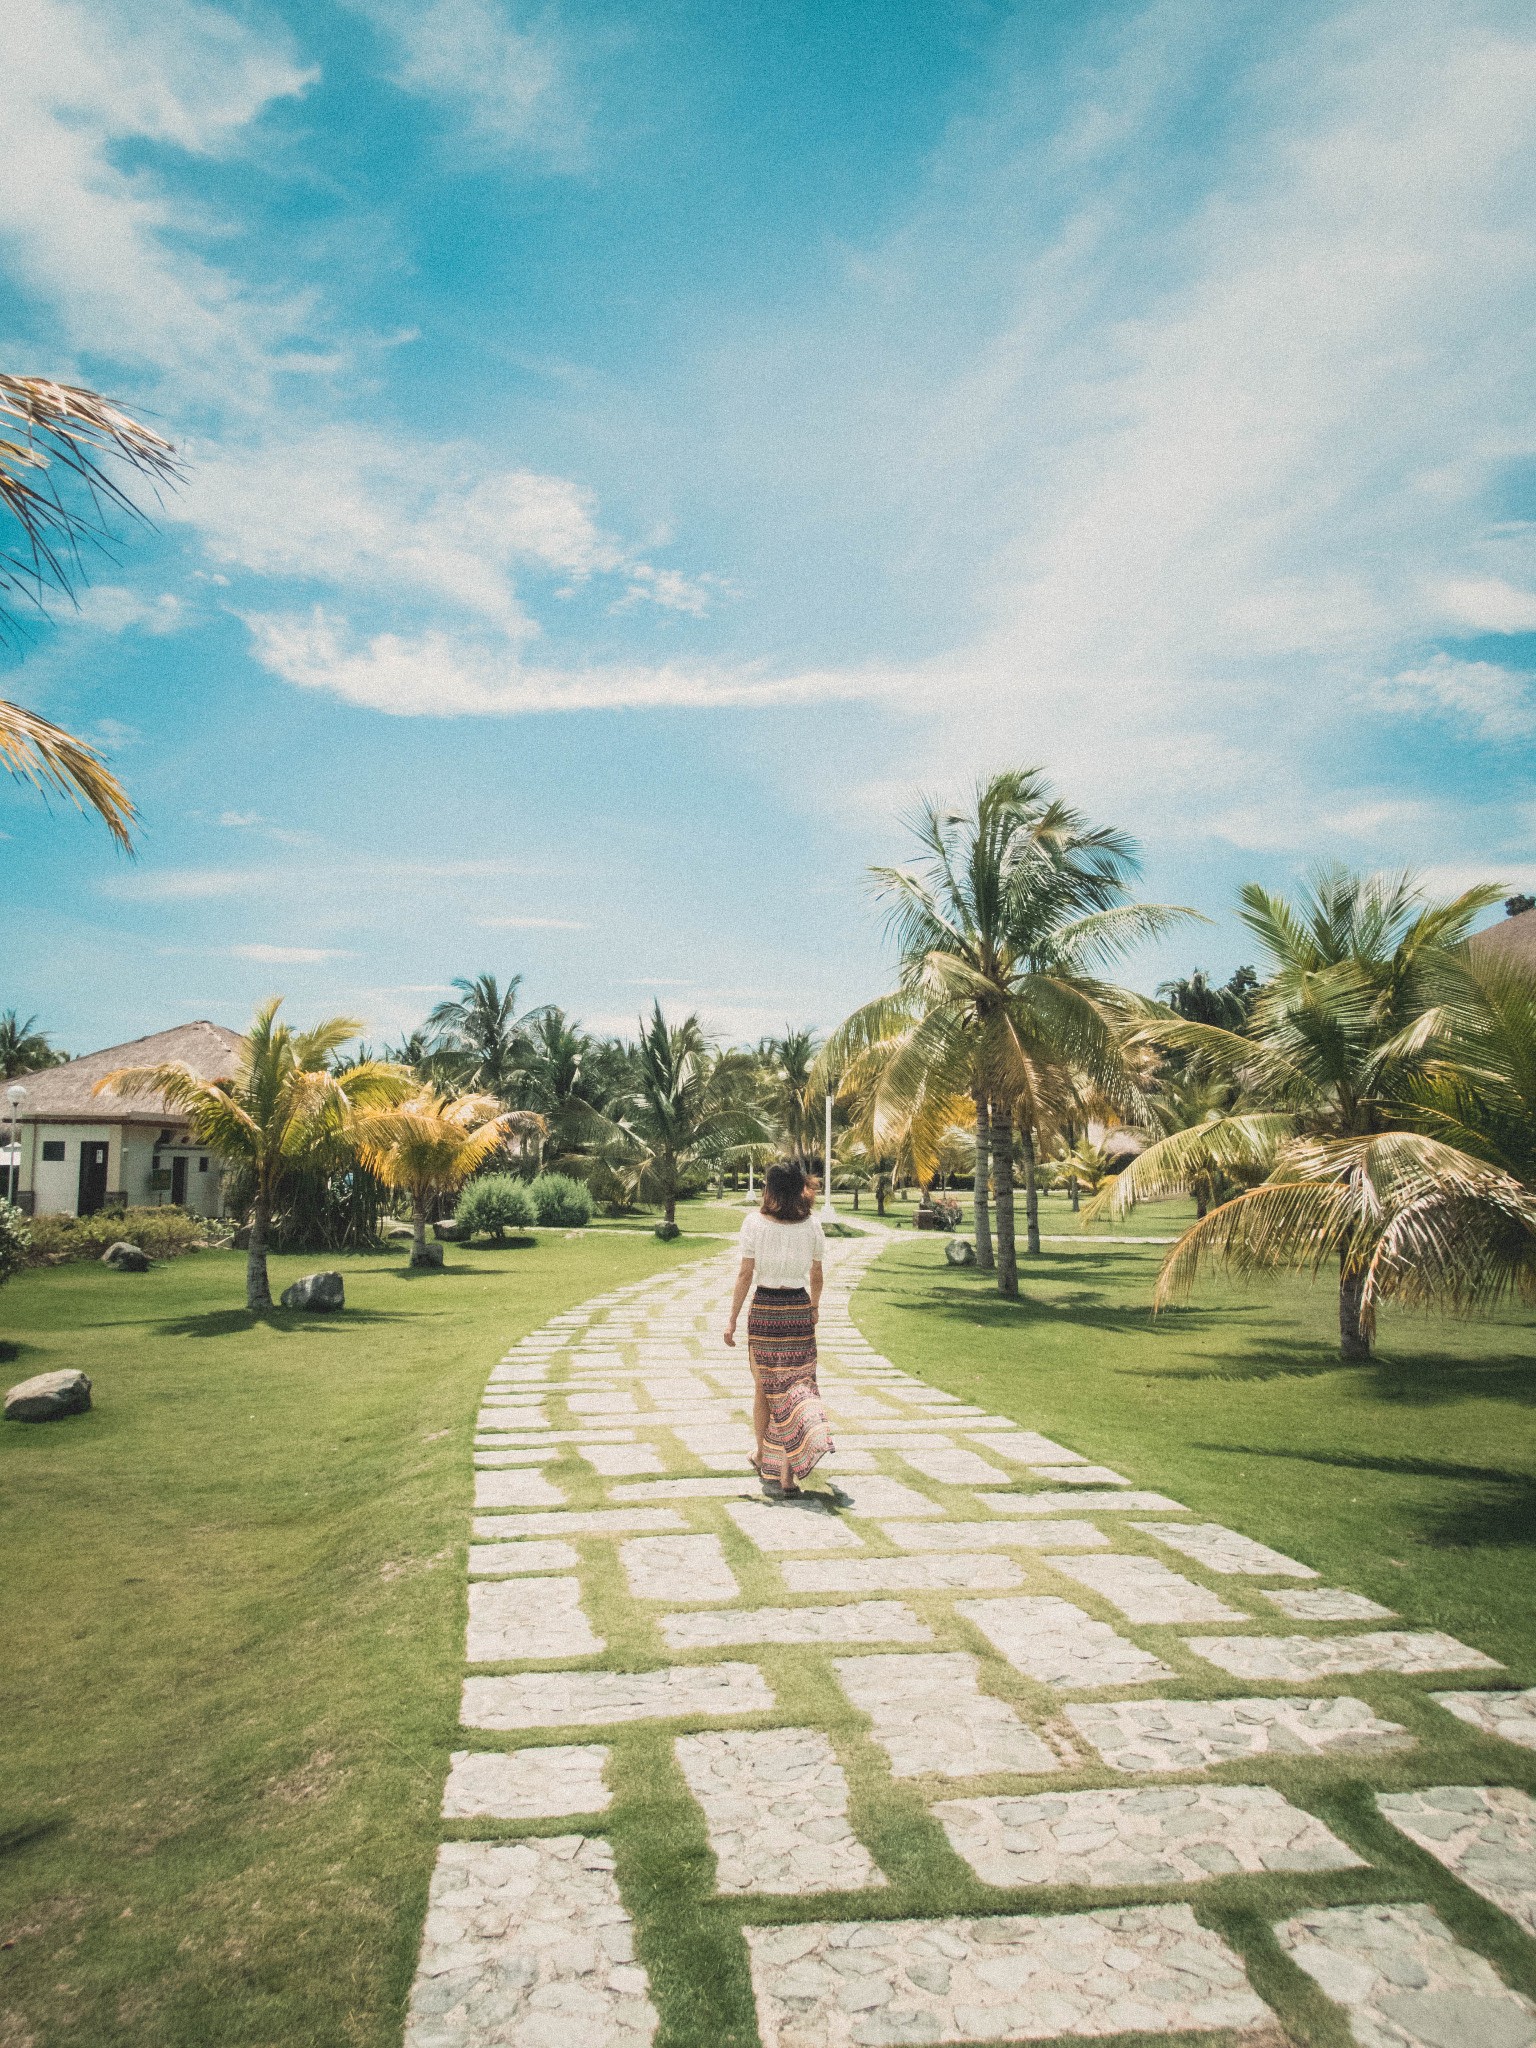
left=5, top=1225, right=1536, bottom=2048
left=0, top=1235, right=695, bottom=2048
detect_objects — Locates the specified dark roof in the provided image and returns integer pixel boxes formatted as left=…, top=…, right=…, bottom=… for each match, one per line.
left=1470, top=908, right=1536, bottom=974
left=13, top=1021, right=243, bottom=1125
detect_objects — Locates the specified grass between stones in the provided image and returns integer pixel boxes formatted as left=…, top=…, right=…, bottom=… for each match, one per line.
left=0, top=1235, right=697, bottom=2048
left=6, top=1221, right=1536, bottom=2048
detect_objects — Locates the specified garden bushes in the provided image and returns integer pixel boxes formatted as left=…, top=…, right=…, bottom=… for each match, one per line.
left=454, top=1176, right=535, bottom=1241
left=527, top=1173, right=594, bottom=1227
left=22, top=1207, right=211, bottom=1264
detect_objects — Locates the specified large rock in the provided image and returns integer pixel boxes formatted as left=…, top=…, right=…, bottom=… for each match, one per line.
left=945, top=1236, right=977, bottom=1266
left=102, top=1241, right=151, bottom=1272
left=280, top=1270, right=345, bottom=1312
left=410, top=1242, right=445, bottom=1269
left=6, top=1369, right=92, bottom=1422
left=433, top=1219, right=467, bottom=1242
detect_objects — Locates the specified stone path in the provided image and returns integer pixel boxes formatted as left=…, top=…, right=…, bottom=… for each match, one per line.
left=405, top=1224, right=1536, bottom=2046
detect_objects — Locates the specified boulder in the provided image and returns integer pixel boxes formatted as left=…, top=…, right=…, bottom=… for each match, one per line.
left=945, top=1236, right=977, bottom=1266
left=6, top=1369, right=92, bottom=1422
left=383, top=1219, right=416, bottom=1239
left=280, top=1270, right=345, bottom=1313
left=101, top=1241, right=151, bottom=1272
left=433, top=1219, right=467, bottom=1242
left=654, top=1221, right=681, bottom=1242
left=410, top=1242, right=445, bottom=1268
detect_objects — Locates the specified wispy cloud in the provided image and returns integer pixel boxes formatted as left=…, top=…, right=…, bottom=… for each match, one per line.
left=475, top=915, right=589, bottom=929
left=228, top=943, right=352, bottom=964
left=101, top=856, right=535, bottom=902
left=1373, top=654, right=1536, bottom=740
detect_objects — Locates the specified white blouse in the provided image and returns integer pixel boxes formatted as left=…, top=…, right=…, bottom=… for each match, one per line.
left=738, top=1210, right=826, bottom=1289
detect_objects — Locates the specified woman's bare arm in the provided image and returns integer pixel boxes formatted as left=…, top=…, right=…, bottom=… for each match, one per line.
left=808, top=1257, right=823, bottom=1322
left=723, top=1257, right=754, bottom=1346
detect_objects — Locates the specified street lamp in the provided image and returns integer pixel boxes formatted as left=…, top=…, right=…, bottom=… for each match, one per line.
left=6, top=1082, right=25, bottom=1206
left=820, top=1090, right=837, bottom=1222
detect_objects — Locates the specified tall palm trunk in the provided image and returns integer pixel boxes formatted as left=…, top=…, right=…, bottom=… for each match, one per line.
left=991, top=1099, right=1018, bottom=1297
left=875, top=1180, right=887, bottom=1217
left=972, top=1088, right=994, bottom=1271
left=247, top=1187, right=274, bottom=1312
left=411, top=1193, right=431, bottom=1266
left=1070, top=1175, right=1080, bottom=1213
left=1339, top=1257, right=1371, bottom=1361
left=1020, top=1122, right=1042, bottom=1256
left=663, top=1187, right=678, bottom=1226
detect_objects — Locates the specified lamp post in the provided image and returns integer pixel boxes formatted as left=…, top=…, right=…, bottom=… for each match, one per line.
left=6, top=1082, right=24, bottom=1207
left=820, top=1090, right=837, bottom=1222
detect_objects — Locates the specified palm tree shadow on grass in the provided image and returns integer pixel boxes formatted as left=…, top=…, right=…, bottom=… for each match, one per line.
left=865, top=1265, right=1242, bottom=1342
left=1199, top=1442, right=1536, bottom=1549
left=153, top=1306, right=410, bottom=1339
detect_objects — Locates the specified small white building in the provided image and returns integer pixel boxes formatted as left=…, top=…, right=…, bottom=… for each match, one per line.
left=5, top=1021, right=243, bottom=1218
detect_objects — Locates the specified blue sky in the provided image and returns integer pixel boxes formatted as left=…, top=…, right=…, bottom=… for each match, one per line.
left=4, top=0, right=1534, bottom=1055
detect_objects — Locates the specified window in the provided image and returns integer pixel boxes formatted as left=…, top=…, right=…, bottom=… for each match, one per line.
left=199, top=1156, right=209, bottom=1172
left=42, top=1140, right=65, bottom=1162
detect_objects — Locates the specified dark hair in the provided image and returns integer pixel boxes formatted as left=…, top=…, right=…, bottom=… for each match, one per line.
left=761, top=1160, right=813, bottom=1223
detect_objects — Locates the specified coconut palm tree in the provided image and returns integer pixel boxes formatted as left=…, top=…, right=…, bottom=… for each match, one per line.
left=100, top=1000, right=407, bottom=1311
left=355, top=1091, right=539, bottom=1265
left=2, top=374, right=183, bottom=848
left=1091, top=869, right=1516, bottom=1356
left=756, top=1029, right=821, bottom=1164
left=426, top=974, right=531, bottom=1102
left=603, top=1004, right=765, bottom=1229
left=0, top=1010, right=66, bottom=1078
left=819, top=770, right=1188, bottom=1295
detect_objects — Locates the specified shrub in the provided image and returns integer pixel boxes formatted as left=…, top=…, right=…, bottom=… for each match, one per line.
left=455, top=1175, right=535, bottom=1241
left=23, top=1206, right=211, bottom=1264
left=0, top=1202, right=31, bottom=1285
left=527, top=1172, right=594, bottom=1227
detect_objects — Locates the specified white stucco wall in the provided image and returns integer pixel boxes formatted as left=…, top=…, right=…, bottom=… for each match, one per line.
left=28, top=1123, right=117, bottom=1215
left=22, top=1124, right=227, bottom=1217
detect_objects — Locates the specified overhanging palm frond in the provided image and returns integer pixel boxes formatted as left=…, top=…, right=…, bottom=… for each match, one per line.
left=0, top=698, right=135, bottom=849
left=1086, top=1113, right=1297, bottom=1220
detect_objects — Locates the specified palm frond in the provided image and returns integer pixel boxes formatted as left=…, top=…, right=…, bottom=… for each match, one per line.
left=0, top=698, right=135, bottom=848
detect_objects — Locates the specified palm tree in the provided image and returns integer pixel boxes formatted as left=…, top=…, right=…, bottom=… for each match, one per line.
left=1157, top=967, right=1257, bottom=1031
left=1091, top=869, right=1514, bottom=1356
left=355, top=1091, right=539, bottom=1265
left=0, top=1011, right=67, bottom=1078
left=426, top=974, right=530, bottom=1101
left=1052, top=1137, right=1114, bottom=1210
left=820, top=771, right=1187, bottom=1295
left=757, top=1029, right=821, bottom=1164
left=2, top=374, right=183, bottom=848
left=604, top=1004, right=764, bottom=1228
left=99, top=1000, right=407, bottom=1310
left=519, top=1007, right=604, bottom=1162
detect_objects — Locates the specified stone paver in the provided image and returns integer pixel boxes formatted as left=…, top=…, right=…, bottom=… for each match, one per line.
left=938, top=1785, right=1363, bottom=1890
left=1263, top=1587, right=1397, bottom=1621
left=837, top=1475, right=947, bottom=1518
left=469, top=1539, right=581, bottom=1576
left=986, top=1490, right=1188, bottom=1515
left=726, top=1500, right=866, bottom=1552
left=744, top=1903, right=1277, bottom=2044
left=472, top=1507, right=686, bottom=1539
left=1066, top=1696, right=1413, bottom=1772
left=610, top=1476, right=761, bottom=1499
left=1378, top=1786, right=1536, bottom=1939
left=833, top=1652, right=1059, bottom=1778
left=404, top=1836, right=657, bottom=2048
left=898, top=1444, right=1013, bottom=1486
left=1131, top=1520, right=1317, bottom=1577
left=969, top=1431, right=1085, bottom=1464
left=1275, top=1901, right=1536, bottom=2048
left=466, top=1578, right=603, bottom=1663
left=472, top=1468, right=568, bottom=1511
left=1024, top=1464, right=1131, bottom=1487
left=462, top=1661, right=775, bottom=1730
left=675, top=1728, right=884, bottom=1894
left=959, top=1595, right=1175, bottom=1690
left=584, top=1443, right=666, bottom=1476
left=620, top=1533, right=740, bottom=1603
left=882, top=1517, right=1110, bottom=1551
left=660, top=1601, right=933, bottom=1650
left=1187, top=1630, right=1502, bottom=1681
left=1431, top=1687, right=1536, bottom=1750
left=1047, top=1553, right=1246, bottom=1624
left=442, top=1745, right=611, bottom=1818
left=473, top=1448, right=559, bottom=1467
left=780, top=1554, right=1024, bottom=1593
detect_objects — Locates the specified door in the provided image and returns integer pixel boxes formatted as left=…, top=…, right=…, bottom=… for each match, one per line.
left=171, top=1154, right=188, bottom=1206
left=78, top=1141, right=109, bottom=1216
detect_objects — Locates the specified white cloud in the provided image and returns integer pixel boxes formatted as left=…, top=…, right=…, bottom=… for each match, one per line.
left=101, top=855, right=533, bottom=902
left=71, top=587, right=186, bottom=635
left=1374, top=653, right=1536, bottom=738
left=475, top=916, right=589, bottom=929
left=242, top=609, right=892, bottom=715
left=227, top=943, right=352, bottom=963
left=345, top=0, right=580, bottom=160
left=1432, top=578, right=1536, bottom=633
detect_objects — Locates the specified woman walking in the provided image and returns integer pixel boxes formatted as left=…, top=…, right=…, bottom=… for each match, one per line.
left=723, top=1161, right=833, bottom=1494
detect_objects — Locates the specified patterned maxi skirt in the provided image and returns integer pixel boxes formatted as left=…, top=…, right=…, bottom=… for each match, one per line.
left=747, top=1285, right=833, bottom=1486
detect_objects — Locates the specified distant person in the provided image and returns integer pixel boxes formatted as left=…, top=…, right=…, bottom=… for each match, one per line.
left=723, top=1161, right=832, bottom=1494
